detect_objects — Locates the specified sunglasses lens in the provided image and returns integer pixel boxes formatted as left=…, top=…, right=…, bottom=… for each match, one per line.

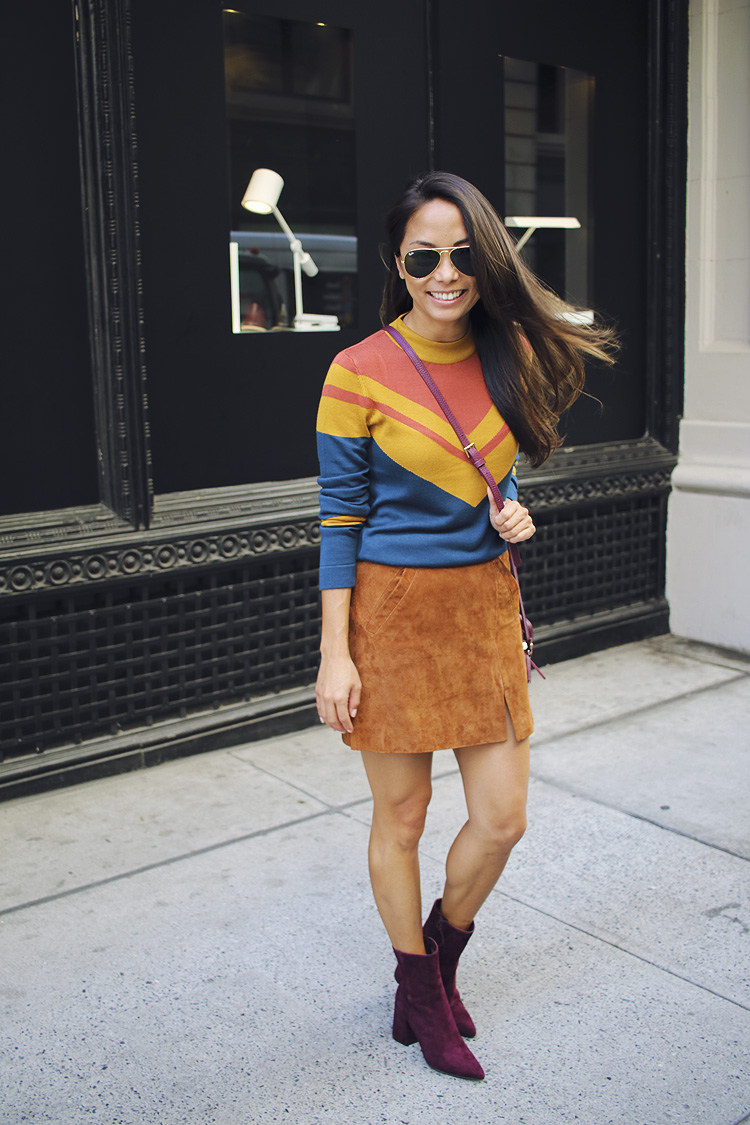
left=450, top=247, right=474, bottom=276
left=403, top=247, right=475, bottom=278
left=404, top=250, right=440, bottom=278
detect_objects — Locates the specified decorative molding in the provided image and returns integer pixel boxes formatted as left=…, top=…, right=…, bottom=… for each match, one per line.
left=74, top=0, right=153, bottom=528
left=520, top=469, right=673, bottom=512
left=0, top=518, right=320, bottom=598
left=518, top=436, right=676, bottom=509
left=0, top=477, right=322, bottom=601
left=521, top=436, right=675, bottom=477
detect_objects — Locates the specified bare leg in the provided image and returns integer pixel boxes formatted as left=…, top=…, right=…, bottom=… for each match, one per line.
left=360, top=749, right=434, bottom=953
left=440, top=710, right=530, bottom=931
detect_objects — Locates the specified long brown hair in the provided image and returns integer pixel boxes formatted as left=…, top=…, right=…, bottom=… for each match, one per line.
left=380, top=171, right=617, bottom=468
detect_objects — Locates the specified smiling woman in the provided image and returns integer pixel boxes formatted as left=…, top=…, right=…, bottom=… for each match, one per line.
left=314, top=170, right=617, bottom=1080
left=395, top=199, right=479, bottom=341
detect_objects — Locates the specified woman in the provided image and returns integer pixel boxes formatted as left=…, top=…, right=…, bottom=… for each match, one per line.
left=315, top=172, right=615, bottom=1080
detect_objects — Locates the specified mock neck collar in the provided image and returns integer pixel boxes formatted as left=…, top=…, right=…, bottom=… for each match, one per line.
left=390, top=314, right=476, bottom=364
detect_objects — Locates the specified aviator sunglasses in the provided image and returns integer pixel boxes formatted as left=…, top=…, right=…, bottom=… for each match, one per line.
left=400, top=245, right=475, bottom=279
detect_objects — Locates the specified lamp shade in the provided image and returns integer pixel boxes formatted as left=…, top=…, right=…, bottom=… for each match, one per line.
left=241, top=168, right=284, bottom=214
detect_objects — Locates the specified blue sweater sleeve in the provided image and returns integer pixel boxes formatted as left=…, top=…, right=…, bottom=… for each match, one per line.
left=317, top=431, right=371, bottom=590
left=316, top=355, right=373, bottom=590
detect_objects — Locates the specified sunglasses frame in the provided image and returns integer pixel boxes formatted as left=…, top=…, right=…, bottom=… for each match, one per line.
left=399, top=245, right=474, bottom=279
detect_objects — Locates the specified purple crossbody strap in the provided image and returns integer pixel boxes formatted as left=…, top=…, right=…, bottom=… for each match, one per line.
left=384, top=325, right=544, bottom=681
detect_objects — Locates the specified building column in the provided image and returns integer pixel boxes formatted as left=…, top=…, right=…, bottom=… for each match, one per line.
left=667, top=0, right=750, bottom=651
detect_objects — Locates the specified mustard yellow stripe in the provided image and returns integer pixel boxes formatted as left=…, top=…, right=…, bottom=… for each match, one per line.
left=358, top=374, right=462, bottom=449
left=485, top=443, right=518, bottom=492
left=472, top=412, right=518, bottom=486
left=374, top=414, right=518, bottom=506
left=316, top=385, right=370, bottom=438
left=473, top=407, right=509, bottom=451
left=321, top=516, right=366, bottom=527
left=323, top=362, right=366, bottom=394
left=375, top=426, right=485, bottom=506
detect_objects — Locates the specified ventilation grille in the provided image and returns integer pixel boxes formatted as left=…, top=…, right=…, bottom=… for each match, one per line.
left=0, top=552, right=321, bottom=760
left=520, top=494, right=664, bottom=623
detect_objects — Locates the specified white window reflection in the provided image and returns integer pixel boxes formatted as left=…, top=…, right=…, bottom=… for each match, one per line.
left=224, top=12, right=357, bottom=333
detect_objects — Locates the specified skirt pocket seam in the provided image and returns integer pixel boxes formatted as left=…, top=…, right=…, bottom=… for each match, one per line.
left=363, top=567, right=418, bottom=637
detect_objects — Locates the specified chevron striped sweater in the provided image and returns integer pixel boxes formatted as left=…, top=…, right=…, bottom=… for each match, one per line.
left=316, top=314, right=519, bottom=590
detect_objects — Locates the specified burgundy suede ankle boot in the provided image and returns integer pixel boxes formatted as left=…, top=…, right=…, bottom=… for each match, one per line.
left=391, top=938, right=484, bottom=1080
left=423, top=898, right=477, bottom=1038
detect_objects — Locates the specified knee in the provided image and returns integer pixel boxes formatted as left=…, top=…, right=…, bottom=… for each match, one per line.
left=481, top=810, right=527, bottom=853
left=377, top=788, right=431, bottom=851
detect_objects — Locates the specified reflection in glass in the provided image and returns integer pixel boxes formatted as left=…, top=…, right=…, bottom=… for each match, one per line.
left=503, top=58, right=593, bottom=308
left=224, top=11, right=357, bottom=332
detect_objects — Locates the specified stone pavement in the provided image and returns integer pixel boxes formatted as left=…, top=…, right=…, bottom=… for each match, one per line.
left=1, top=635, right=748, bottom=1125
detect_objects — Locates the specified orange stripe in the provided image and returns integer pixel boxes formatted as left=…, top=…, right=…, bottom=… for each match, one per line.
left=479, top=422, right=511, bottom=457
left=321, top=385, right=373, bottom=411
left=374, top=401, right=468, bottom=461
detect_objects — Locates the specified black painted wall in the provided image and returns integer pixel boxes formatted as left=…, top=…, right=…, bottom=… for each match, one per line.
left=131, top=0, right=430, bottom=495
left=1, top=2, right=98, bottom=516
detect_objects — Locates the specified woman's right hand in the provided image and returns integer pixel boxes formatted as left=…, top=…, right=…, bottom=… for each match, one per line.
left=316, top=654, right=362, bottom=734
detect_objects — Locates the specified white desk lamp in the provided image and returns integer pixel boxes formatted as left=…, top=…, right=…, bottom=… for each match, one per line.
left=504, top=216, right=593, bottom=325
left=241, top=168, right=339, bottom=331
left=504, top=215, right=581, bottom=251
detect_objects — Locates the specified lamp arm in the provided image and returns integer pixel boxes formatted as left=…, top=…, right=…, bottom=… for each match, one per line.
left=270, top=204, right=305, bottom=322
left=272, top=204, right=318, bottom=278
left=514, top=226, right=537, bottom=252
left=270, top=204, right=296, bottom=246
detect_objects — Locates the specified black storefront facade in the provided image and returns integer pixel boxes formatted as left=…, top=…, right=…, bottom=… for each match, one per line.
left=0, top=0, right=687, bottom=798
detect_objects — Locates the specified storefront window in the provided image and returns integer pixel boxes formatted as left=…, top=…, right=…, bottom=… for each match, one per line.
left=503, top=58, right=592, bottom=311
left=223, top=11, right=356, bottom=333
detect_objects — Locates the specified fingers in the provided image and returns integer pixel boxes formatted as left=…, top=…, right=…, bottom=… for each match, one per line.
left=487, top=493, right=536, bottom=543
left=316, top=659, right=361, bottom=734
left=317, top=691, right=352, bottom=733
left=317, top=696, right=351, bottom=734
left=335, top=695, right=356, bottom=733
left=501, top=512, right=535, bottom=542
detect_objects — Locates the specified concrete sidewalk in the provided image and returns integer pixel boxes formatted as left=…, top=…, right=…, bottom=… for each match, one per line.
left=1, top=636, right=748, bottom=1125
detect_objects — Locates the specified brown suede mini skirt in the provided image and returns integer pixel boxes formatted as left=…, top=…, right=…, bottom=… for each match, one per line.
left=341, top=552, right=534, bottom=754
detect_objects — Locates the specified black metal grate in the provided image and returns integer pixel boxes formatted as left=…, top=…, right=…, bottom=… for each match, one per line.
left=0, top=551, right=321, bottom=760
left=520, top=494, right=664, bottom=624
left=0, top=493, right=666, bottom=763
